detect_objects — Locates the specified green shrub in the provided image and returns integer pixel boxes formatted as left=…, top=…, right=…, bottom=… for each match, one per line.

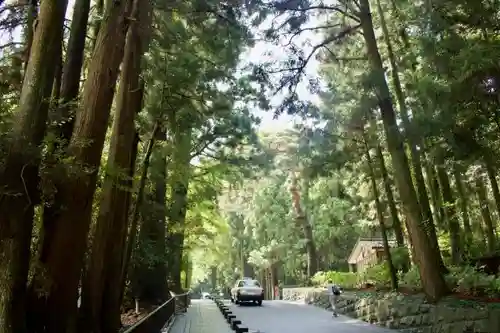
left=311, top=270, right=358, bottom=288
left=360, top=263, right=392, bottom=288
left=311, top=264, right=500, bottom=296
left=446, top=266, right=500, bottom=296
left=390, top=247, right=410, bottom=271
left=400, top=266, right=421, bottom=289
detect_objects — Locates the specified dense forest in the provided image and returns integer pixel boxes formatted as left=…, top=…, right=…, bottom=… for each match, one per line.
left=0, top=0, right=499, bottom=332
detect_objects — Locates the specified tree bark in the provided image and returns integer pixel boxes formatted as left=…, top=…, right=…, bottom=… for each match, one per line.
left=51, top=0, right=92, bottom=143
left=35, top=1, right=92, bottom=311
left=167, top=126, right=192, bottom=292
left=363, top=135, right=398, bottom=289
left=289, top=172, right=318, bottom=278
left=425, top=162, right=445, bottom=229
left=359, top=0, right=448, bottom=302
left=134, top=130, right=168, bottom=304
left=0, top=0, right=68, bottom=332
left=80, top=0, right=151, bottom=330
left=376, top=140, right=405, bottom=247
left=476, top=176, right=496, bottom=253
left=375, top=0, right=445, bottom=273
left=22, top=0, right=38, bottom=74
left=120, top=122, right=160, bottom=296
left=435, top=158, right=462, bottom=264
left=453, top=164, right=472, bottom=251
left=28, top=1, right=133, bottom=331
left=484, top=157, right=500, bottom=221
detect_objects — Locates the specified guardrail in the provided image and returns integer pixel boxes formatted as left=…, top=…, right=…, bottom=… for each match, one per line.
left=122, top=292, right=190, bottom=333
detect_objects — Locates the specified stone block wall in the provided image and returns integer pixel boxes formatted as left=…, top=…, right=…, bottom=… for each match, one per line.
left=282, top=287, right=500, bottom=333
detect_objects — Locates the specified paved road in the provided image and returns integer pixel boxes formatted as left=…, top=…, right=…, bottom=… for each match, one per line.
left=226, top=300, right=396, bottom=333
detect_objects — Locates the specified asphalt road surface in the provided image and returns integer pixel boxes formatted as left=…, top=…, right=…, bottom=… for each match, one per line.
left=226, top=300, right=396, bottom=333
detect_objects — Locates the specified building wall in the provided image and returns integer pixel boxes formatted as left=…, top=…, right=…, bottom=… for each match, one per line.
left=355, top=247, right=378, bottom=273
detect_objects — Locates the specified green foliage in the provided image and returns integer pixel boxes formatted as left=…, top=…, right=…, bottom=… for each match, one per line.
left=311, top=271, right=358, bottom=289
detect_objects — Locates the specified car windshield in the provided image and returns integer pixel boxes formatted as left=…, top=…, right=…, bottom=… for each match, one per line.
left=243, top=280, right=260, bottom=287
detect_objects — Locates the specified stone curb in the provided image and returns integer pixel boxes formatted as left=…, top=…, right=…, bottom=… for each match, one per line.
left=213, top=297, right=249, bottom=333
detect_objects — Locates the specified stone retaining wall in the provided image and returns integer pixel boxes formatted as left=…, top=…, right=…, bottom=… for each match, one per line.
left=282, top=287, right=500, bottom=333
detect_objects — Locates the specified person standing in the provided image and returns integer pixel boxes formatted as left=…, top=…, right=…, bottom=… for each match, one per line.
left=325, top=279, right=342, bottom=317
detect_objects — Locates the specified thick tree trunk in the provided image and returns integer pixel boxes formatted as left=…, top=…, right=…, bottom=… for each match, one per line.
left=167, top=127, right=192, bottom=292
left=435, top=159, right=462, bottom=264
left=51, top=0, right=92, bottom=142
left=39, top=0, right=92, bottom=236
left=80, top=0, right=151, bottom=330
left=289, top=173, right=318, bottom=277
left=363, top=136, right=398, bottom=289
left=28, top=1, right=133, bottom=332
left=375, top=0, right=445, bottom=273
left=91, top=0, right=104, bottom=52
left=476, top=176, right=496, bottom=253
left=34, top=2, right=92, bottom=314
left=22, top=0, right=38, bottom=73
left=0, top=0, right=68, bottom=332
left=359, top=0, right=448, bottom=302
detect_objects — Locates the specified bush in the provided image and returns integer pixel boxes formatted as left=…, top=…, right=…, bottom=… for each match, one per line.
left=360, top=263, right=392, bottom=288
left=311, top=264, right=500, bottom=297
left=400, top=266, right=421, bottom=289
left=446, top=266, right=500, bottom=296
left=311, top=270, right=358, bottom=289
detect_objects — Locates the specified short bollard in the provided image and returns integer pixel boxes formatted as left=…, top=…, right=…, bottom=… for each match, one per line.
left=235, top=325, right=249, bottom=333
left=224, top=311, right=232, bottom=318
left=231, top=320, right=242, bottom=330
left=227, top=315, right=236, bottom=323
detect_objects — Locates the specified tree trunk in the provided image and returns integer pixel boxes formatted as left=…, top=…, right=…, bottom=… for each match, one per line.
left=453, top=164, right=472, bottom=251
left=80, top=0, right=151, bottom=329
left=120, top=123, right=160, bottom=295
left=363, top=136, right=398, bottom=289
left=359, top=0, right=448, bottom=302
left=91, top=0, right=104, bottom=52
left=376, top=140, right=405, bottom=247
left=289, top=173, right=318, bottom=277
left=134, top=130, right=168, bottom=304
left=28, top=1, right=133, bottom=331
left=167, top=126, right=192, bottom=292
left=22, top=0, right=38, bottom=73
left=484, top=157, right=500, bottom=221
left=210, top=266, right=217, bottom=290
left=0, top=0, right=68, bottom=332
left=476, top=176, right=496, bottom=253
left=51, top=0, right=92, bottom=143
left=38, top=0, right=92, bottom=256
left=375, top=0, right=445, bottom=272
left=425, top=162, right=445, bottom=229
left=435, top=158, right=462, bottom=265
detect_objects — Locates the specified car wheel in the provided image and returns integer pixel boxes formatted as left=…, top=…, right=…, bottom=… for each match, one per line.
left=257, top=299, right=262, bottom=306
left=230, top=296, right=234, bottom=303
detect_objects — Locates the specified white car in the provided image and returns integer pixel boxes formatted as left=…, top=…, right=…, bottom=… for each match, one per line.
left=230, top=278, right=264, bottom=306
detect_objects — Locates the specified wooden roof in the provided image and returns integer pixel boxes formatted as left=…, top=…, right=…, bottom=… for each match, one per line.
left=347, top=238, right=396, bottom=264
